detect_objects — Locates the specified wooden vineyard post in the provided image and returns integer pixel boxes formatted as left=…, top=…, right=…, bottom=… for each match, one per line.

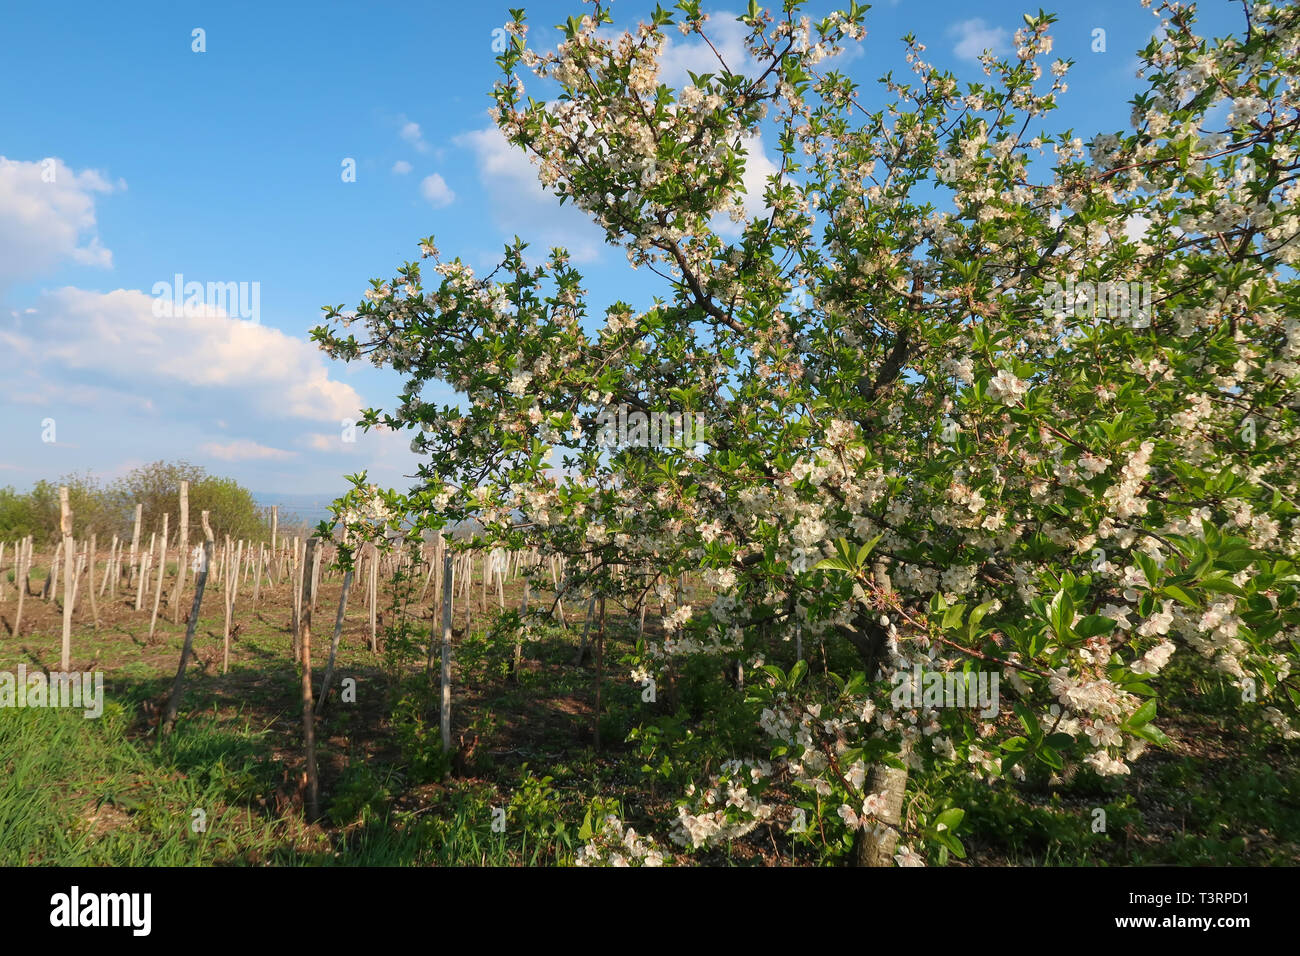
left=417, top=543, right=434, bottom=603
left=134, top=548, right=147, bottom=611
left=136, top=532, right=155, bottom=611
left=439, top=548, right=454, bottom=751
left=45, top=540, right=61, bottom=601
left=270, top=506, right=278, bottom=584
left=69, top=551, right=85, bottom=618
left=128, top=504, right=142, bottom=590
left=108, top=537, right=119, bottom=599
left=550, top=556, right=567, bottom=629
left=299, top=537, right=320, bottom=822
left=222, top=537, right=243, bottom=674
left=161, top=511, right=214, bottom=738
left=59, top=487, right=74, bottom=671
left=253, top=542, right=263, bottom=606
left=171, top=482, right=188, bottom=624
left=86, top=533, right=99, bottom=629
left=12, top=539, right=28, bottom=636
left=431, top=536, right=444, bottom=617
left=309, top=541, right=321, bottom=615
left=149, top=514, right=169, bottom=641
left=496, top=550, right=506, bottom=610
left=463, top=553, right=473, bottom=637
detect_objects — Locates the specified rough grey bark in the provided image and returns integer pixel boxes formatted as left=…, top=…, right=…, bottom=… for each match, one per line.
left=845, top=559, right=910, bottom=867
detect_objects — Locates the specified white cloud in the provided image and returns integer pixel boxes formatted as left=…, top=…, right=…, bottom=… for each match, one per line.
left=713, top=134, right=781, bottom=238
left=0, top=156, right=122, bottom=288
left=948, top=18, right=1010, bottom=62
left=737, top=134, right=780, bottom=219
left=420, top=172, right=455, bottom=208
left=399, top=116, right=431, bottom=153
left=306, top=432, right=341, bottom=452
left=1124, top=215, right=1152, bottom=242
left=454, top=125, right=606, bottom=263
left=392, top=160, right=413, bottom=175
left=201, top=439, right=295, bottom=462
left=4, top=287, right=362, bottom=423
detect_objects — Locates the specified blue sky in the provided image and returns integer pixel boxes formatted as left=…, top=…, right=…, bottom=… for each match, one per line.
left=0, top=0, right=1242, bottom=496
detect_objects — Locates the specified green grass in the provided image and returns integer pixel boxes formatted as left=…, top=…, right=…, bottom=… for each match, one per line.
left=0, top=702, right=293, bottom=865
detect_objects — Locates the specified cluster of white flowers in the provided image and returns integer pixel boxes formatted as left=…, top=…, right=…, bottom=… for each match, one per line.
left=1130, top=640, right=1176, bottom=676
left=1102, top=441, right=1155, bottom=518
left=836, top=790, right=893, bottom=830
left=574, top=814, right=666, bottom=867
left=671, top=760, right=774, bottom=849
left=987, top=368, right=1029, bottom=406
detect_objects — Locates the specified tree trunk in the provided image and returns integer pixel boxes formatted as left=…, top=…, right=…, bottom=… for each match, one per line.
left=845, top=559, right=909, bottom=867
left=316, top=568, right=353, bottom=714
left=852, top=761, right=909, bottom=866
left=299, top=538, right=320, bottom=821
left=593, top=596, right=606, bottom=751
left=161, top=512, right=214, bottom=737
left=439, top=550, right=454, bottom=752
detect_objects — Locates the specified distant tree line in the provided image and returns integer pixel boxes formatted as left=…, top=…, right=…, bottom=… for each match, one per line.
left=0, top=461, right=283, bottom=545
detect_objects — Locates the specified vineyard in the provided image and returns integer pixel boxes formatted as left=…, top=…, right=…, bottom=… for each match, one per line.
left=3, top=0, right=1300, bottom=882
left=1, top=484, right=1296, bottom=865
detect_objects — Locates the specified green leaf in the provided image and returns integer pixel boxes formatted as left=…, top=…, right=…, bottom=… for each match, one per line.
left=856, top=533, right=884, bottom=568
left=1126, top=699, right=1157, bottom=729
left=1048, top=588, right=1074, bottom=639
left=1074, top=614, right=1116, bottom=639
left=1161, top=585, right=1199, bottom=608
left=934, top=808, right=965, bottom=833
left=966, top=600, right=997, bottom=639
